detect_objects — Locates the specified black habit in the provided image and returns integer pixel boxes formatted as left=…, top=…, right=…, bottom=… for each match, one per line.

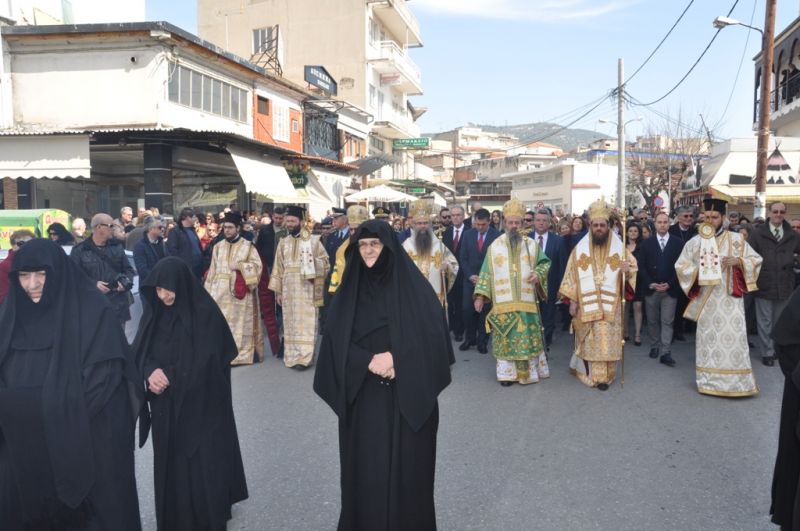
left=771, top=286, right=800, bottom=529
left=314, top=220, right=454, bottom=531
left=0, top=239, right=143, bottom=531
left=133, top=257, right=247, bottom=531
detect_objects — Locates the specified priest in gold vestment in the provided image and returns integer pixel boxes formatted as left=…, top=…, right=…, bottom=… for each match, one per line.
left=559, top=199, right=636, bottom=391
left=675, top=198, right=762, bottom=397
left=402, top=199, right=459, bottom=306
left=474, top=199, right=551, bottom=386
left=328, top=205, right=368, bottom=294
left=204, top=211, right=264, bottom=365
left=269, top=205, right=330, bottom=369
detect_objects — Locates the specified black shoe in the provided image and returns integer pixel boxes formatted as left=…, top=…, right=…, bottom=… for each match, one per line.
left=649, top=348, right=659, bottom=359
left=459, top=340, right=475, bottom=351
left=454, top=334, right=463, bottom=342
left=292, top=365, right=310, bottom=371
left=477, top=343, right=488, bottom=354
left=634, top=338, right=642, bottom=346
left=660, top=354, right=676, bottom=367
left=763, top=356, right=775, bottom=367
left=624, top=335, right=630, bottom=341
left=674, top=334, right=686, bottom=341
left=500, top=381, right=514, bottom=387
left=597, top=383, right=609, bottom=391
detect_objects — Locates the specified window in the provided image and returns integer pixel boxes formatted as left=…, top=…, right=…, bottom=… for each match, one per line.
left=369, top=18, right=379, bottom=44
left=167, top=62, right=248, bottom=123
left=370, top=136, right=385, bottom=152
left=377, top=91, right=384, bottom=120
left=273, top=104, right=290, bottom=142
left=291, top=119, right=299, bottom=133
left=369, top=84, right=377, bottom=109
left=253, top=27, right=274, bottom=54
left=257, top=96, right=270, bottom=115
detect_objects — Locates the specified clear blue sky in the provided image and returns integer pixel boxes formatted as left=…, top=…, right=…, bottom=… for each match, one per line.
left=146, top=0, right=797, bottom=142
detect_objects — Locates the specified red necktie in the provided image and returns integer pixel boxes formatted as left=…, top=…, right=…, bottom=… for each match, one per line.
left=539, top=235, right=544, bottom=249
left=453, top=228, right=460, bottom=249
left=478, top=233, right=485, bottom=252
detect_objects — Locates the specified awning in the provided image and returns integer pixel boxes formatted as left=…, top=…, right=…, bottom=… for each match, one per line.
left=310, top=168, right=352, bottom=205
left=711, top=184, right=800, bottom=204
left=226, top=144, right=298, bottom=202
left=353, top=153, right=400, bottom=176
left=345, top=184, right=417, bottom=203
left=0, top=134, right=91, bottom=179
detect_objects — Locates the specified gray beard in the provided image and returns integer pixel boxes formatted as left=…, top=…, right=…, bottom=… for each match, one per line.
left=508, top=229, right=522, bottom=247
left=592, top=231, right=608, bottom=246
left=414, top=228, right=434, bottom=257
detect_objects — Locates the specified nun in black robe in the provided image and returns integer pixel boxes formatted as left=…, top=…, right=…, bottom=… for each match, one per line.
left=771, top=287, right=800, bottom=529
left=133, top=257, right=248, bottom=531
left=314, top=220, right=455, bottom=531
left=0, top=239, right=143, bottom=531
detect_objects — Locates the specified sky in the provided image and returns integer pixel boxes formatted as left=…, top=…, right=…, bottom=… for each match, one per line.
left=145, top=0, right=799, bottom=143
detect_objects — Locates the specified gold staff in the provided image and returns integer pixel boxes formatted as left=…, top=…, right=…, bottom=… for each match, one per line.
left=620, top=212, right=626, bottom=389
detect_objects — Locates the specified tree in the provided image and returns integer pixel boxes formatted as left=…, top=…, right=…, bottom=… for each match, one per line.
left=625, top=109, right=713, bottom=214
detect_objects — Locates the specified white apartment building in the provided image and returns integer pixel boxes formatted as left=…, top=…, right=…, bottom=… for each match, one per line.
left=1, top=0, right=145, bottom=25
left=197, top=0, right=424, bottom=181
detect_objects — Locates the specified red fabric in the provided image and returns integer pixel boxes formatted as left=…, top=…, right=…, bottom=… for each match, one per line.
left=731, top=266, right=748, bottom=298
left=477, top=233, right=484, bottom=253
left=257, top=261, right=281, bottom=355
left=624, top=283, right=635, bottom=302
left=234, top=271, right=248, bottom=300
left=688, top=281, right=701, bottom=300
left=0, top=249, right=14, bottom=306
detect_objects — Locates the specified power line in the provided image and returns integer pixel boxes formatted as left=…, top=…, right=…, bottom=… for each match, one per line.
left=624, top=92, right=712, bottom=137
left=625, top=0, right=696, bottom=84
left=630, top=0, right=741, bottom=107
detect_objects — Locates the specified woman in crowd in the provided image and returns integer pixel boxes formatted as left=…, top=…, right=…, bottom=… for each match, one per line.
left=491, top=209, right=503, bottom=232
left=625, top=222, right=645, bottom=346
left=47, top=222, right=75, bottom=246
left=641, top=222, right=652, bottom=240
left=133, top=257, right=248, bottom=531
left=314, top=220, right=454, bottom=531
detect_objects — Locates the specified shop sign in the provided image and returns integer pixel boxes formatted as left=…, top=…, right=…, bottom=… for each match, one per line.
left=304, top=66, right=338, bottom=96
left=393, top=138, right=430, bottom=150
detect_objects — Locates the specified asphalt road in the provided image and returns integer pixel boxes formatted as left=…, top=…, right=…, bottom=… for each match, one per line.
left=134, top=326, right=783, bottom=531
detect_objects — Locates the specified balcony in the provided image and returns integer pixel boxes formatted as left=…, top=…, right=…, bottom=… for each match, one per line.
left=368, top=41, right=423, bottom=95
left=372, top=106, right=419, bottom=140
left=753, top=16, right=800, bottom=133
left=368, top=0, right=422, bottom=47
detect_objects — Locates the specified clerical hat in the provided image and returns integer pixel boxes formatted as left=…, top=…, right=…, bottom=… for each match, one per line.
left=285, top=205, right=306, bottom=219
left=222, top=211, right=242, bottom=226
left=702, top=198, right=728, bottom=214
left=372, top=206, right=391, bottom=218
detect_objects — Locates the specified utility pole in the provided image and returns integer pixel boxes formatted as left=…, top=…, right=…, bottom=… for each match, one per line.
left=617, top=58, right=625, bottom=210
left=755, top=0, right=777, bottom=219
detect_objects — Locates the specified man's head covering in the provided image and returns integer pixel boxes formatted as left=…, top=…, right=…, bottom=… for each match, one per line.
left=503, top=198, right=525, bottom=219
left=285, top=205, right=306, bottom=220
left=587, top=197, right=613, bottom=221
left=702, top=198, right=728, bottom=214
left=314, top=220, right=454, bottom=432
left=347, top=205, right=369, bottom=225
left=408, top=199, right=434, bottom=220
left=331, top=207, right=346, bottom=218
left=221, top=211, right=243, bottom=227
left=372, top=206, right=391, bottom=219
left=0, top=239, right=141, bottom=509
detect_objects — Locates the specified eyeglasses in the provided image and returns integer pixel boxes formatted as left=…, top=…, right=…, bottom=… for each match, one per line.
left=96, top=223, right=114, bottom=229
left=48, top=232, right=56, bottom=236
left=13, top=240, right=26, bottom=247
left=524, top=218, right=534, bottom=222
left=772, top=210, right=786, bottom=214
left=440, top=215, right=451, bottom=219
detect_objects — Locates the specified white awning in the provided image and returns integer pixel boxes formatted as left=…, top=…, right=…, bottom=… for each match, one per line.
left=0, top=134, right=91, bottom=179
left=226, top=145, right=298, bottom=202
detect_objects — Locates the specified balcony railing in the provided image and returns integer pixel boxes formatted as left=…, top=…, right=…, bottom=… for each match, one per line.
left=369, top=0, right=421, bottom=45
left=389, top=0, right=420, bottom=38
left=371, top=40, right=422, bottom=89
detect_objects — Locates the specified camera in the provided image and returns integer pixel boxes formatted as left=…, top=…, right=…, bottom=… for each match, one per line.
left=112, top=274, right=134, bottom=291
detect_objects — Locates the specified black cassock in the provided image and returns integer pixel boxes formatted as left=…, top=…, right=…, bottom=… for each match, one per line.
left=771, top=287, right=800, bottom=529
left=134, top=257, right=247, bottom=531
left=0, top=239, right=143, bottom=531
left=315, top=220, right=454, bottom=531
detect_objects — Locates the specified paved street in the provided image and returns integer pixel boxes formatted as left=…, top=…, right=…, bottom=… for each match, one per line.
left=134, top=327, right=784, bottom=531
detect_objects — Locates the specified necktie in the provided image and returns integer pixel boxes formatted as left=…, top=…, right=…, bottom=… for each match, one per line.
left=775, top=226, right=781, bottom=240
left=660, top=237, right=666, bottom=251
left=453, top=228, right=460, bottom=249
left=478, top=233, right=485, bottom=252
left=538, top=235, right=544, bottom=249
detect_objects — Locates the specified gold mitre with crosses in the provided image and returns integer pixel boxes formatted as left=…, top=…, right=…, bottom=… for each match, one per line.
left=587, top=197, right=613, bottom=221
left=346, top=205, right=369, bottom=225
left=409, top=198, right=436, bottom=219
left=503, top=198, right=526, bottom=219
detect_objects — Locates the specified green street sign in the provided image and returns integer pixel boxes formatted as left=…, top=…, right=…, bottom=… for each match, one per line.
left=393, top=137, right=430, bottom=150
left=408, top=187, right=426, bottom=194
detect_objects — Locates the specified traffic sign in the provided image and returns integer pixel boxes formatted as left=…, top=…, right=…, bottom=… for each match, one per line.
left=653, top=196, right=664, bottom=207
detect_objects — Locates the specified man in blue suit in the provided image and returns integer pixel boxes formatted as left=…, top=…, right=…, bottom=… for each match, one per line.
left=460, top=209, right=500, bottom=353
left=531, top=208, right=567, bottom=350
left=639, top=212, right=685, bottom=367
left=133, top=215, right=165, bottom=281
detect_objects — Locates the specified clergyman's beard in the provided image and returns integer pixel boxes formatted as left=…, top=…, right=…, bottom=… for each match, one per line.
left=414, top=228, right=434, bottom=258
left=288, top=225, right=301, bottom=237
left=592, top=230, right=608, bottom=246
left=508, top=228, right=522, bottom=247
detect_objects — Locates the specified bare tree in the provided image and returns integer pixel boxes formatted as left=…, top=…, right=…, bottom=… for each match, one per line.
left=625, top=109, right=713, bottom=214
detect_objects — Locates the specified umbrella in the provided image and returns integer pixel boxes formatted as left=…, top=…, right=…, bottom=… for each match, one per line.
left=345, top=184, right=417, bottom=203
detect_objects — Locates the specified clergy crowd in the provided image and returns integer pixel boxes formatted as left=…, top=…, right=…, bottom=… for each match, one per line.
left=3, top=192, right=800, bottom=530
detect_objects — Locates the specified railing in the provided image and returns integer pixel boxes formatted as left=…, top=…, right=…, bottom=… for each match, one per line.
left=373, top=40, right=421, bottom=86
left=387, top=0, right=421, bottom=40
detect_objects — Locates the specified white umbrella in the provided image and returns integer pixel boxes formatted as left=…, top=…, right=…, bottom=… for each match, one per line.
left=345, top=184, right=417, bottom=203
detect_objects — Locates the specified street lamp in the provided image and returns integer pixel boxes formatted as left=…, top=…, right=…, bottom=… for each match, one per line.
left=714, top=1, right=776, bottom=219
left=598, top=117, right=642, bottom=209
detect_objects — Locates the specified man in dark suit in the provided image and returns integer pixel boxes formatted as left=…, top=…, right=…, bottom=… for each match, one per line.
left=668, top=206, right=698, bottom=341
left=459, top=209, right=500, bottom=353
left=321, top=208, right=348, bottom=331
left=531, top=208, right=567, bottom=350
left=641, top=212, right=685, bottom=367
left=443, top=204, right=468, bottom=341
left=166, top=207, right=203, bottom=278
left=132, top=215, right=165, bottom=281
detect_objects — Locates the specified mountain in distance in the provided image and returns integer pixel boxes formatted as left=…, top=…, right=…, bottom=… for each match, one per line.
left=425, top=122, right=608, bottom=152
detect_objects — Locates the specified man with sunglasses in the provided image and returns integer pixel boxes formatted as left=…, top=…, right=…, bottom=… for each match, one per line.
left=747, top=202, right=800, bottom=366
left=0, top=230, right=34, bottom=305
